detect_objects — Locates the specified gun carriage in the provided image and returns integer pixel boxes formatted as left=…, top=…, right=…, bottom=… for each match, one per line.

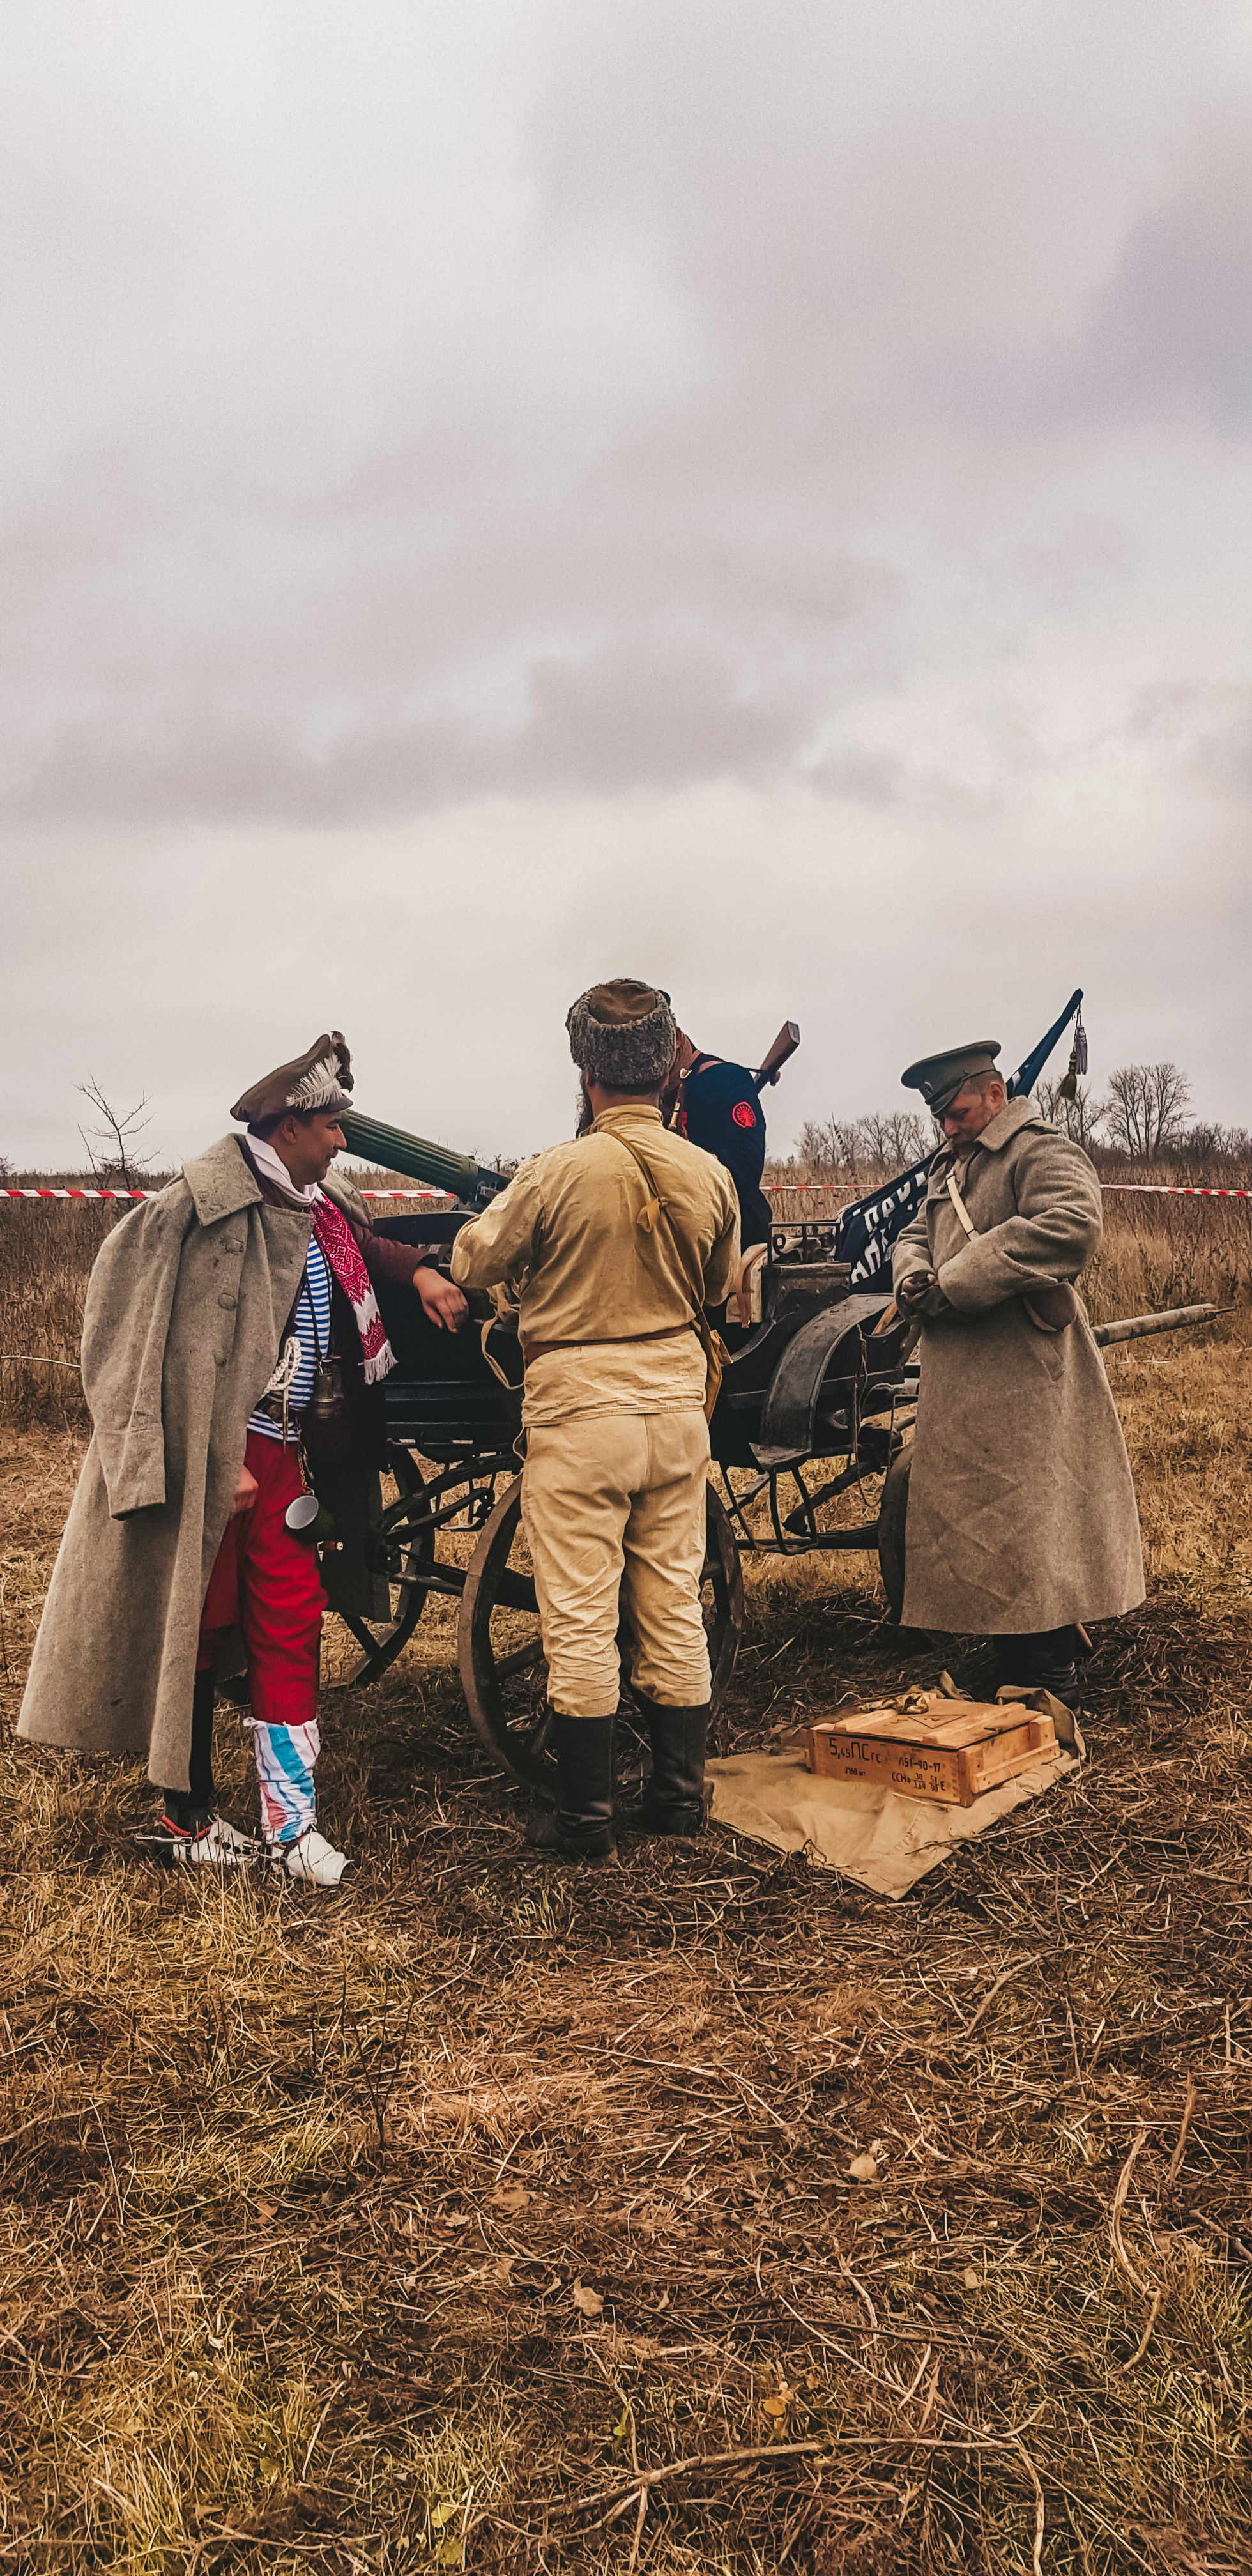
left=330, top=1108, right=1216, bottom=1796
left=333, top=1108, right=917, bottom=1790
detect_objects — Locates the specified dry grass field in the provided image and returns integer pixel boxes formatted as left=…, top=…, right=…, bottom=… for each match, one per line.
left=0, top=1194, right=1249, bottom=2572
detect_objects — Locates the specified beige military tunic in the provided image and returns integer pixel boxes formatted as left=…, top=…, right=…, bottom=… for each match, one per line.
left=452, top=1107, right=738, bottom=1715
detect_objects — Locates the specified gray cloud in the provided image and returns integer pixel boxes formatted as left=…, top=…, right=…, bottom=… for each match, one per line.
left=1, top=0, right=1250, bottom=1158
left=1131, top=680, right=1252, bottom=796
left=938, top=169, right=1252, bottom=434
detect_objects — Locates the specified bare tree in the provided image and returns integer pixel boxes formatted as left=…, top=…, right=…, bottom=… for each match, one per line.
left=1103, top=1062, right=1192, bottom=1159
left=77, top=1080, right=157, bottom=1191
left=1036, top=1077, right=1104, bottom=1149
left=857, top=1112, right=894, bottom=1169
left=797, top=1110, right=931, bottom=1181
left=836, top=1110, right=931, bottom=1174
left=828, top=1119, right=867, bottom=1173
left=1165, top=1120, right=1252, bottom=1167
left=883, top=1109, right=931, bottom=1166
left=797, top=1116, right=863, bottom=1178
left=797, top=1119, right=831, bottom=1172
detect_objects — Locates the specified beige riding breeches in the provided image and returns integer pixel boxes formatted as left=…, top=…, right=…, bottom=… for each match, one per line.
left=521, top=1406, right=712, bottom=1718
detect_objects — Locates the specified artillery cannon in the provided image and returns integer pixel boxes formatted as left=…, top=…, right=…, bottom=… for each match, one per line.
left=340, top=1109, right=508, bottom=1211
left=330, top=1109, right=1218, bottom=1795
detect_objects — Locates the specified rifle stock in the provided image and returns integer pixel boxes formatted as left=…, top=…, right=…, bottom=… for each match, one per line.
left=753, top=1020, right=800, bottom=1091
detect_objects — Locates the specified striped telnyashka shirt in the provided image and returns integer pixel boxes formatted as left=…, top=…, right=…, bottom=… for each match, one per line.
left=248, top=1232, right=333, bottom=1443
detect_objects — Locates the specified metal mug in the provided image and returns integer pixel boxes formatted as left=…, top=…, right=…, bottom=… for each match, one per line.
left=284, top=1492, right=337, bottom=1544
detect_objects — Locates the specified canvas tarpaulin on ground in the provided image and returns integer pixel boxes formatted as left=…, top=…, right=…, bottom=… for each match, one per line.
left=706, top=1747, right=1078, bottom=1898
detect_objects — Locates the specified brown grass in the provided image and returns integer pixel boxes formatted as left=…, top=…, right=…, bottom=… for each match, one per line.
left=0, top=1204, right=112, bottom=1433
left=1, top=1213, right=1250, bottom=2571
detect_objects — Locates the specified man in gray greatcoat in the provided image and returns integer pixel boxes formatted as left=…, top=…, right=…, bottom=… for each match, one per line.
left=19, top=1032, right=466, bottom=1882
left=892, top=1039, right=1143, bottom=1705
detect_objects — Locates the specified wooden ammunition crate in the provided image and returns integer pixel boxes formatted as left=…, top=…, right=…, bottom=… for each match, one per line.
left=804, top=1691, right=1058, bottom=1809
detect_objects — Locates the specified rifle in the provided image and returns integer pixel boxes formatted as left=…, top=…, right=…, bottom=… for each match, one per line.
left=752, top=1020, right=800, bottom=1092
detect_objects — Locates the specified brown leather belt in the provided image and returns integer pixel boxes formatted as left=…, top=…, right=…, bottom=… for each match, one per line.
left=522, top=1322, right=693, bottom=1370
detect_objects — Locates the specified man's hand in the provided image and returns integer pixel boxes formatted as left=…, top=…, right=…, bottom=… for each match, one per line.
left=415, top=1265, right=468, bottom=1332
left=896, top=1269, right=937, bottom=1315
left=229, top=1463, right=259, bottom=1519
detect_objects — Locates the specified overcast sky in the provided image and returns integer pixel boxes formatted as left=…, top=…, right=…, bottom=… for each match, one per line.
left=3, top=0, right=1250, bottom=1169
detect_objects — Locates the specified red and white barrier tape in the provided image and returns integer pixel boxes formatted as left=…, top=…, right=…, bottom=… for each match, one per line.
left=5, top=1178, right=1249, bottom=1208
left=1101, top=1183, right=1252, bottom=1200
left=1, top=1184, right=450, bottom=1204
left=763, top=1181, right=1252, bottom=1203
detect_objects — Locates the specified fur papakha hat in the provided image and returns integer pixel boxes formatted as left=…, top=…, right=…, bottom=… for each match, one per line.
left=229, top=1031, right=355, bottom=1126
left=567, top=980, right=678, bottom=1091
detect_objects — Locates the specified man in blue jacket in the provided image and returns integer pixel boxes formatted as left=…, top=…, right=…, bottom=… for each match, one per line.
left=665, top=1030, right=774, bottom=1250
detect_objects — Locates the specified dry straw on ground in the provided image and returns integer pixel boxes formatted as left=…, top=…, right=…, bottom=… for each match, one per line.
left=0, top=1195, right=1249, bottom=2571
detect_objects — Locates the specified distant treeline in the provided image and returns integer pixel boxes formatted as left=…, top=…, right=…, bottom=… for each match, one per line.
left=767, top=1062, right=1252, bottom=1186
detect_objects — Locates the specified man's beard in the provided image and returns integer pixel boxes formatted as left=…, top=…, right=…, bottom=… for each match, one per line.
left=575, top=1076, right=595, bottom=1138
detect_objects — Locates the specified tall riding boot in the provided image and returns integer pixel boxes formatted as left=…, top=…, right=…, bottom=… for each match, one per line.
left=188, top=1668, right=217, bottom=1809
left=630, top=1694, right=708, bottom=1836
left=991, top=1628, right=1080, bottom=1710
left=164, top=1669, right=217, bottom=1829
left=525, top=1714, right=617, bottom=1862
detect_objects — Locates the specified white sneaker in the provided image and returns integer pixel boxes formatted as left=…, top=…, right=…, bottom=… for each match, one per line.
left=211, top=1817, right=263, bottom=1858
left=268, top=1828, right=351, bottom=1888
left=139, top=1814, right=259, bottom=1867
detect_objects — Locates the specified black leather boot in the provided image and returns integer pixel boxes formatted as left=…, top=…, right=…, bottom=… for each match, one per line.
left=629, top=1695, right=708, bottom=1836
left=525, top=1714, right=617, bottom=1862
left=188, top=1668, right=216, bottom=1807
left=160, top=1671, right=217, bottom=1832
left=991, top=1629, right=1080, bottom=1709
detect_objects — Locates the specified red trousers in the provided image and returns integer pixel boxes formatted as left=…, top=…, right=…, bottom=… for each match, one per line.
left=197, top=1432, right=326, bottom=1730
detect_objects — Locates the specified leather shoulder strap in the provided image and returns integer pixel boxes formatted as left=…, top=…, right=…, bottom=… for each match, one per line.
left=944, top=1169, right=980, bottom=1242
left=604, top=1131, right=727, bottom=1420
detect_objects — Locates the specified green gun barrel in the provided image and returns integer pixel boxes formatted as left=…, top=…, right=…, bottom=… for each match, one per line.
left=1091, top=1300, right=1217, bottom=1348
left=339, top=1111, right=507, bottom=1209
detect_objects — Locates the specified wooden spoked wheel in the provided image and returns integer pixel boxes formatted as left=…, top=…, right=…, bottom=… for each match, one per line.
left=335, top=1448, right=436, bottom=1687
left=457, top=1478, right=745, bottom=1793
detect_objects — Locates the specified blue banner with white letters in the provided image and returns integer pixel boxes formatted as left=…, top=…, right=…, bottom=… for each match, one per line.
left=832, top=1156, right=934, bottom=1285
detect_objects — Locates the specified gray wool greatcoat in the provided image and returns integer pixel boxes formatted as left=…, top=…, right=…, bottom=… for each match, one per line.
left=891, top=1097, right=1144, bottom=1636
left=18, top=1135, right=385, bottom=1791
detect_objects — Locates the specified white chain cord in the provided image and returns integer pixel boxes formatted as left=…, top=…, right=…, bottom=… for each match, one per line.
left=264, top=1335, right=302, bottom=1446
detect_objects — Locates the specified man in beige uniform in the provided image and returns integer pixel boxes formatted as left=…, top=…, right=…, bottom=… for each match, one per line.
left=450, top=980, right=739, bottom=1859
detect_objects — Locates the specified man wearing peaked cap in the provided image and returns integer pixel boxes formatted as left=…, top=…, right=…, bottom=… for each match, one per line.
left=890, top=1037, right=1143, bottom=1706
left=19, top=1032, right=466, bottom=1885
left=901, top=1039, right=1002, bottom=1118
left=451, top=979, right=740, bottom=1862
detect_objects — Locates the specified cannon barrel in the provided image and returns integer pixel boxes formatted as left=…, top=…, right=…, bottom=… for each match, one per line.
left=1092, top=1301, right=1218, bottom=1348
left=339, top=1110, right=508, bottom=1209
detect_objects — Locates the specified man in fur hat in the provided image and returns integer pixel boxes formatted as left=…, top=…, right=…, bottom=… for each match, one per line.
left=19, top=1032, right=466, bottom=1885
left=450, top=980, right=739, bottom=1861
